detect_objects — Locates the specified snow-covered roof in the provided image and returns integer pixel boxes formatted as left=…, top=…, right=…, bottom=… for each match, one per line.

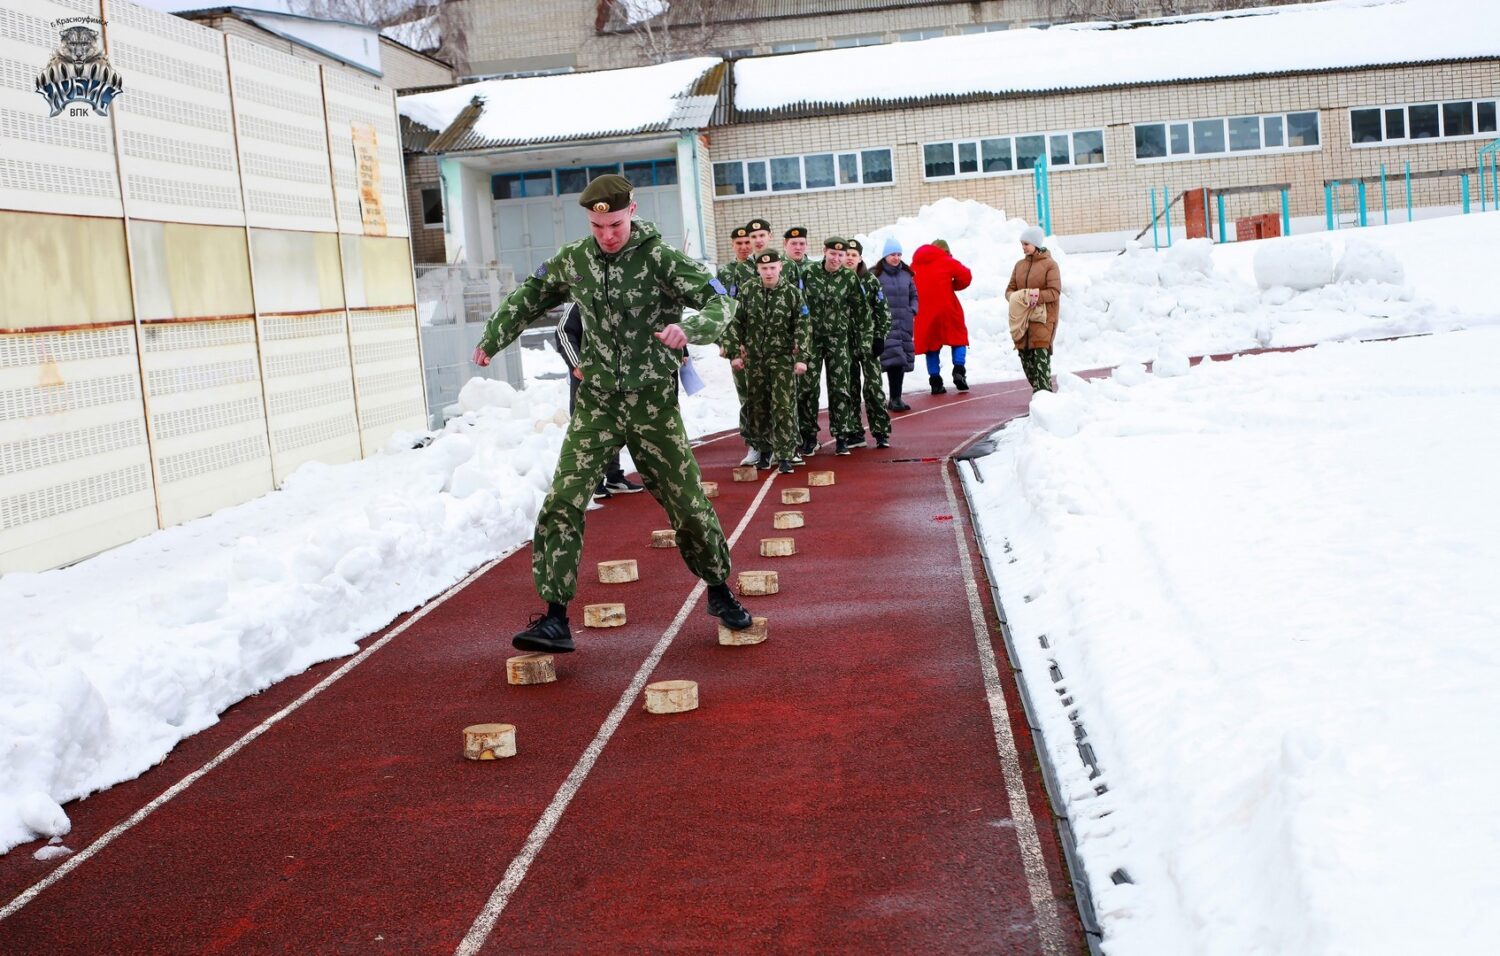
left=734, top=0, right=1500, bottom=115
left=381, top=14, right=440, bottom=53
left=398, top=56, right=722, bottom=151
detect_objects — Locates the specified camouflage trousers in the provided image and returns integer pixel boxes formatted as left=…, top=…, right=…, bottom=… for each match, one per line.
left=533, top=380, right=731, bottom=604
left=743, top=357, right=800, bottom=462
left=798, top=342, right=856, bottom=443
left=732, top=364, right=750, bottom=443
left=1020, top=348, right=1053, bottom=393
left=846, top=340, right=891, bottom=440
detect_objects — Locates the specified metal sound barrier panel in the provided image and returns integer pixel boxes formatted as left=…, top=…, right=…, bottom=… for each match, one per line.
left=322, top=67, right=408, bottom=239
left=106, top=2, right=243, bottom=226
left=130, top=221, right=272, bottom=527
left=341, top=235, right=425, bottom=451
left=227, top=35, right=337, bottom=234
left=248, top=228, right=360, bottom=483
left=0, top=0, right=122, bottom=218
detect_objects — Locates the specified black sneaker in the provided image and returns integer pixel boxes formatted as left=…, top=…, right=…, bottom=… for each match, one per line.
left=778, top=459, right=794, bottom=474
left=800, top=439, right=818, bottom=458
left=604, top=474, right=644, bottom=494
left=835, top=439, right=850, bottom=456
left=876, top=436, right=890, bottom=449
left=757, top=451, right=775, bottom=470
left=847, top=434, right=868, bottom=448
left=790, top=452, right=804, bottom=465
left=706, top=586, right=753, bottom=630
left=512, top=613, right=575, bottom=654
left=591, top=482, right=612, bottom=500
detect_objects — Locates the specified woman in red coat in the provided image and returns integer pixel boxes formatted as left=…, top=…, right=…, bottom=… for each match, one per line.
left=910, top=239, right=973, bottom=394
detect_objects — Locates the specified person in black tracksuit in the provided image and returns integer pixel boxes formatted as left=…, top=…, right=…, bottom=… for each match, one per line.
left=556, top=302, right=644, bottom=501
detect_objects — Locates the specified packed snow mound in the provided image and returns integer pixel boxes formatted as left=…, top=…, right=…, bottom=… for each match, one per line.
left=1335, top=238, right=1406, bottom=286
left=1253, top=239, right=1334, bottom=291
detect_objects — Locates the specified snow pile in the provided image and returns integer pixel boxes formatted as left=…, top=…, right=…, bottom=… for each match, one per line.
left=0, top=374, right=578, bottom=854
left=854, top=200, right=1500, bottom=389
left=734, top=0, right=1499, bottom=112
left=398, top=57, right=719, bottom=141
left=964, top=328, right=1500, bottom=954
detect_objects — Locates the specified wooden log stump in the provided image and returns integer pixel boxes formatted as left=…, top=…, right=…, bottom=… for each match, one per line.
left=650, top=529, right=677, bottom=549
left=719, top=616, right=769, bottom=646
left=584, top=603, right=627, bottom=628
left=781, top=487, right=811, bottom=505
left=773, top=510, right=804, bottom=530
left=700, top=481, right=719, bottom=499
left=463, top=723, right=516, bottom=760
left=738, top=570, right=779, bottom=595
left=506, top=653, right=556, bottom=685
left=808, top=471, right=836, bottom=487
left=732, top=466, right=758, bottom=483
left=760, top=537, right=796, bottom=558
left=644, top=679, right=698, bottom=714
left=597, top=559, right=639, bottom=584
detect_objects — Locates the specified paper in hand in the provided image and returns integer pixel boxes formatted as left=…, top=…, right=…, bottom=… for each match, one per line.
left=679, top=356, right=706, bottom=396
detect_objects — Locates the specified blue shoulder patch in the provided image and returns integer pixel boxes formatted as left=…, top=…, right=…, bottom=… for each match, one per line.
left=800, top=304, right=809, bottom=315
left=710, top=277, right=728, bottom=295
left=875, top=289, right=885, bottom=301
left=728, top=284, right=738, bottom=297
left=533, top=262, right=548, bottom=279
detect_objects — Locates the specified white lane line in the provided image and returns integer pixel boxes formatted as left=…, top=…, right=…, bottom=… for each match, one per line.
left=940, top=436, right=1070, bottom=956
left=0, top=555, right=507, bottom=923
left=454, top=473, right=779, bottom=956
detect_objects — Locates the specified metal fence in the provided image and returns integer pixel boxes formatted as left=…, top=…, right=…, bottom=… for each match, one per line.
left=416, top=264, right=524, bottom=427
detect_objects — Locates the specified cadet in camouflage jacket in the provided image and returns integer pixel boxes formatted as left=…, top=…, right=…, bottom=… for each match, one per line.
left=844, top=238, right=892, bottom=444
left=717, top=226, right=757, bottom=457
left=798, top=238, right=866, bottom=448
left=721, top=250, right=810, bottom=465
left=475, top=209, right=738, bottom=614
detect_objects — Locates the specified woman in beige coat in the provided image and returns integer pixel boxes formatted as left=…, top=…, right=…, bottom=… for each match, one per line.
left=1005, top=225, right=1061, bottom=393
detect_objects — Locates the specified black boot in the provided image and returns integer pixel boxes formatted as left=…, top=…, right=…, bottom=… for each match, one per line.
left=953, top=364, right=968, bottom=392
left=512, top=611, right=575, bottom=654
left=778, top=459, right=794, bottom=475
left=835, top=438, right=850, bottom=456
left=929, top=374, right=946, bottom=395
left=706, top=583, right=753, bottom=630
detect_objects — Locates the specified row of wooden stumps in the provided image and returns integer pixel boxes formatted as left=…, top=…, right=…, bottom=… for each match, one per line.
left=464, top=467, right=835, bottom=758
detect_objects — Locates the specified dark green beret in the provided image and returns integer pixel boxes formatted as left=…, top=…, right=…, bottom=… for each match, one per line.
left=754, top=250, right=782, bottom=264
left=823, top=237, right=846, bottom=251
left=578, top=174, right=633, bottom=212
left=731, top=226, right=749, bottom=239
left=784, top=226, right=807, bottom=240
left=746, top=219, right=771, bottom=233
left=846, top=238, right=863, bottom=252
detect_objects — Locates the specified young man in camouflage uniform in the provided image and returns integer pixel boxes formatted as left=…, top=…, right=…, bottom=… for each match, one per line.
left=798, top=237, right=865, bottom=457
left=842, top=238, right=892, bottom=450
left=472, top=174, right=754, bottom=653
left=746, top=218, right=772, bottom=257
left=717, top=225, right=758, bottom=466
left=721, top=249, right=809, bottom=474
left=781, top=225, right=811, bottom=293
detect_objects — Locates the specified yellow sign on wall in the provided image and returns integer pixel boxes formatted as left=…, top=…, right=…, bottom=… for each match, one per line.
left=351, top=121, right=387, bottom=237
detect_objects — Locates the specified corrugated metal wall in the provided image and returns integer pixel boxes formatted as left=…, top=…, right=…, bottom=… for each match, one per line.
left=0, top=0, right=427, bottom=572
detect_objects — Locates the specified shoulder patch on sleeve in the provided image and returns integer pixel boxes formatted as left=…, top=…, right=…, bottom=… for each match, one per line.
left=710, top=277, right=728, bottom=296
left=876, top=289, right=885, bottom=301
left=533, top=262, right=548, bottom=279
left=801, top=304, right=809, bottom=315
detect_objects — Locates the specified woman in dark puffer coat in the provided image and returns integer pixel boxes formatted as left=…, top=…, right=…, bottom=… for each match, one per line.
left=873, top=237, right=917, bottom=411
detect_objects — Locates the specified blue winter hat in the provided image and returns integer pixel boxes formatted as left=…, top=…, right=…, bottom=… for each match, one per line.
left=881, top=236, right=902, bottom=257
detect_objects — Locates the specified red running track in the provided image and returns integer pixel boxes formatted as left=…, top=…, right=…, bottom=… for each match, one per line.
left=0, top=379, right=1083, bottom=955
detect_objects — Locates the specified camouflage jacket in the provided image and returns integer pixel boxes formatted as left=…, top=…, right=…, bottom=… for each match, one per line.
left=478, top=220, right=736, bottom=392
left=716, top=257, right=756, bottom=298
left=802, top=261, right=866, bottom=345
left=781, top=255, right=811, bottom=293
left=857, top=270, right=892, bottom=345
left=721, top=279, right=810, bottom=364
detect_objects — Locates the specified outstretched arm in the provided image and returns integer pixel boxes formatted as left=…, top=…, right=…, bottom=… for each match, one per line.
left=475, top=257, right=570, bottom=363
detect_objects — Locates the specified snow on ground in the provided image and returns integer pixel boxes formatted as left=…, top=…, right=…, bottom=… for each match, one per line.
left=5, top=204, right=1499, bottom=856
left=963, top=329, right=1500, bottom=954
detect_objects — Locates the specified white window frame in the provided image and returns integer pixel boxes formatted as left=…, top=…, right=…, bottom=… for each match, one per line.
left=831, top=34, right=882, bottom=48
left=897, top=28, right=946, bottom=42
left=921, top=128, right=1107, bottom=181
left=1349, top=98, right=1500, bottom=148
left=958, top=23, right=1008, bottom=34
left=1133, top=110, right=1321, bottom=163
left=770, top=39, right=818, bottom=53
left=711, top=147, right=896, bottom=199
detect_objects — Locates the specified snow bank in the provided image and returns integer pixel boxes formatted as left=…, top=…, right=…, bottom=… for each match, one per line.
left=964, top=328, right=1500, bottom=954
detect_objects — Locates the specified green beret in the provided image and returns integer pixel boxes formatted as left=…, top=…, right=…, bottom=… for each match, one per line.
left=823, top=237, right=846, bottom=251
left=784, top=226, right=807, bottom=240
left=578, top=174, right=633, bottom=212
left=932, top=238, right=950, bottom=252
left=731, top=226, right=749, bottom=239
left=746, top=219, right=771, bottom=233
left=754, top=250, right=782, bottom=264
left=846, top=238, right=863, bottom=252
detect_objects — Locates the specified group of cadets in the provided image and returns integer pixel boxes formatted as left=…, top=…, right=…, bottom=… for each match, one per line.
left=715, top=220, right=895, bottom=475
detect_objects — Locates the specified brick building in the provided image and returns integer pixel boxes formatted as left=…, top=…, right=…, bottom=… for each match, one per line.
left=403, top=0, right=1500, bottom=273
